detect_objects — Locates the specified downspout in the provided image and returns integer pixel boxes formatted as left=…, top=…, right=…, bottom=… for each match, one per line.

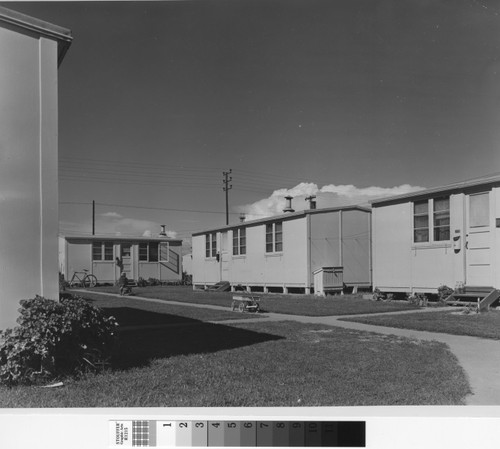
left=339, top=210, right=343, bottom=267
left=306, top=213, right=312, bottom=293
left=368, top=211, right=372, bottom=287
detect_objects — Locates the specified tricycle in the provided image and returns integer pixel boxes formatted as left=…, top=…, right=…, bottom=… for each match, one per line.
left=231, top=295, right=261, bottom=313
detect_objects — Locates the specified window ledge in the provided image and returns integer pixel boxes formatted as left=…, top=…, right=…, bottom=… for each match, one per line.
left=411, top=242, right=452, bottom=250
left=232, top=255, right=247, bottom=260
left=265, top=252, right=283, bottom=258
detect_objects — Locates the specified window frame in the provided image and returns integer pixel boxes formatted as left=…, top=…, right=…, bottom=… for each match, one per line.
left=205, top=233, right=218, bottom=258
left=469, top=192, right=490, bottom=228
left=139, top=242, right=164, bottom=262
left=233, top=228, right=246, bottom=256
left=412, top=197, right=450, bottom=244
left=92, top=241, right=115, bottom=261
left=265, top=221, right=283, bottom=253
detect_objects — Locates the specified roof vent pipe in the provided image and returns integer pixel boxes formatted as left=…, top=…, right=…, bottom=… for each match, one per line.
left=283, top=196, right=295, bottom=213
left=239, top=213, right=246, bottom=223
left=159, top=225, right=167, bottom=236
left=305, top=195, right=317, bottom=210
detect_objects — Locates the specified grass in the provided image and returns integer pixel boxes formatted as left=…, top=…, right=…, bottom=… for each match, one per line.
left=340, top=308, right=500, bottom=340
left=0, top=321, right=470, bottom=407
left=86, top=285, right=420, bottom=316
left=79, top=292, right=262, bottom=324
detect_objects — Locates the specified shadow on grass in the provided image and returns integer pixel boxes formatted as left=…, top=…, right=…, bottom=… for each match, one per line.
left=99, top=306, right=283, bottom=370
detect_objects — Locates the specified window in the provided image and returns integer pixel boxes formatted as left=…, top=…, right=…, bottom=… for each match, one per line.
left=433, top=197, right=450, bottom=241
left=469, top=193, right=489, bottom=228
left=159, top=242, right=169, bottom=262
left=211, top=233, right=217, bottom=257
left=266, top=221, right=283, bottom=253
left=139, top=242, right=160, bottom=262
left=92, top=242, right=114, bottom=261
left=104, top=242, right=114, bottom=260
left=92, top=242, right=102, bottom=261
left=413, top=197, right=450, bottom=243
left=233, top=228, right=246, bottom=255
left=205, top=233, right=217, bottom=258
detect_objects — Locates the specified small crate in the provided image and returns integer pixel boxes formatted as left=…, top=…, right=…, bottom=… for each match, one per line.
left=313, top=266, right=343, bottom=296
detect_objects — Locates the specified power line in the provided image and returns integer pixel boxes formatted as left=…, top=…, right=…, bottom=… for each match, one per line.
left=59, top=200, right=269, bottom=217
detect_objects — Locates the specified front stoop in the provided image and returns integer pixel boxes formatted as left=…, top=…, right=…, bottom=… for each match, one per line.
left=445, top=286, right=500, bottom=311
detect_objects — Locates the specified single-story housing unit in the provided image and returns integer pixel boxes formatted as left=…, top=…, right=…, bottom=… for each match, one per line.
left=192, top=201, right=372, bottom=294
left=59, top=231, right=183, bottom=285
left=0, top=7, right=71, bottom=330
left=371, top=174, right=500, bottom=294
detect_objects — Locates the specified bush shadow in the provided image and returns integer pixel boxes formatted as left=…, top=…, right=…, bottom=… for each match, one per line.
left=98, top=306, right=284, bottom=370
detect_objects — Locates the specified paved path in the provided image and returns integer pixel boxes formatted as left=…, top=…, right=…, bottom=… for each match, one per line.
left=78, top=290, right=500, bottom=405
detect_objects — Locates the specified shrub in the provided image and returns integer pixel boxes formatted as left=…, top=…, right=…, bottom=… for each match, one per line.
left=137, top=277, right=148, bottom=287
left=372, top=288, right=385, bottom=301
left=0, top=295, right=118, bottom=386
left=437, top=285, right=454, bottom=303
left=407, top=292, right=428, bottom=307
left=147, top=277, right=161, bottom=286
left=59, top=272, right=70, bottom=291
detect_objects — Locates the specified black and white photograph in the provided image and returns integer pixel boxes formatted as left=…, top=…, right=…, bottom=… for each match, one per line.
left=1, top=0, right=500, bottom=446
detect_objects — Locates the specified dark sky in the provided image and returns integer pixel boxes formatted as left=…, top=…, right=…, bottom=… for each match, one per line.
left=5, top=0, right=500, bottom=242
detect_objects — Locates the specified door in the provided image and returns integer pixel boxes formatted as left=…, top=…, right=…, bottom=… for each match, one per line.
left=120, top=243, right=133, bottom=279
left=220, top=232, right=229, bottom=281
left=465, top=192, right=492, bottom=286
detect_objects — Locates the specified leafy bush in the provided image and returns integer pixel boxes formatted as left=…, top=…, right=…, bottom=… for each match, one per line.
left=0, top=295, right=118, bottom=386
left=147, top=277, right=161, bottom=286
left=407, top=292, right=428, bottom=307
left=372, top=288, right=388, bottom=301
left=437, top=285, right=454, bottom=303
left=137, top=277, right=148, bottom=287
left=59, top=272, right=69, bottom=291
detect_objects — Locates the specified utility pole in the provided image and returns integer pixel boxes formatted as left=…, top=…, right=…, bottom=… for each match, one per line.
left=92, top=200, right=95, bottom=235
left=222, top=169, right=232, bottom=225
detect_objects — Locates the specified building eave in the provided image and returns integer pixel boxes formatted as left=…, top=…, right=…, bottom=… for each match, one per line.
left=192, top=204, right=371, bottom=236
left=0, top=6, right=73, bottom=66
left=60, top=234, right=182, bottom=243
left=370, top=174, right=500, bottom=208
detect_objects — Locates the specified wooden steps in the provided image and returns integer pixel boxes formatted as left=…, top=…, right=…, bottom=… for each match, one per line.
left=445, top=286, right=500, bottom=311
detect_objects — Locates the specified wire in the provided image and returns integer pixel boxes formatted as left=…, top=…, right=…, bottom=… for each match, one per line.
left=59, top=201, right=269, bottom=216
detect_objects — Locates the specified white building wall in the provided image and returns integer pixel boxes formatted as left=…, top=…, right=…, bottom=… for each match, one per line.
left=372, top=190, right=499, bottom=293
left=493, top=187, right=500, bottom=289
left=192, top=217, right=309, bottom=289
left=0, top=27, right=60, bottom=329
left=372, top=203, right=412, bottom=292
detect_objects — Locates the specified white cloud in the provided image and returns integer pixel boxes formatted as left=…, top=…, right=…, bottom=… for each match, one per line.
left=100, top=211, right=123, bottom=218
left=237, top=182, right=425, bottom=220
left=60, top=214, right=178, bottom=239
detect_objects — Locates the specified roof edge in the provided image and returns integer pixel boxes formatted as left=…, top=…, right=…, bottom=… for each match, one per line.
left=0, top=6, right=73, bottom=65
left=60, top=234, right=183, bottom=243
left=371, top=174, right=500, bottom=207
left=192, top=204, right=371, bottom=236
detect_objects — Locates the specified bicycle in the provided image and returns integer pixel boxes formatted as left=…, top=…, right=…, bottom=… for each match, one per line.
left=69, top=269, right=97, bottom=288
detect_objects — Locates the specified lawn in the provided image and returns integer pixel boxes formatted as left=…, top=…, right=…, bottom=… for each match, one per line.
left=0, top=321, right=470, bottom=407
left=340, top=308, right=500, bottom=340
left=79, top=292, right=261, bottom=325
left=85, top=285, right=420, bottom=316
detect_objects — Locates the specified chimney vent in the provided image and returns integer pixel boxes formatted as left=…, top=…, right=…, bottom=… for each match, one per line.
left=283, top=196, right=295, bottom=213
left=239, top=213, right=246, bottom=223
left=159, top=225, right=167, bottom=236
left=305, top=195, right=317, bottom=210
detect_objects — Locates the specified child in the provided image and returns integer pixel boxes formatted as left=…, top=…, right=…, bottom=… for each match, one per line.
left=118, top=272, right=129, bottom=296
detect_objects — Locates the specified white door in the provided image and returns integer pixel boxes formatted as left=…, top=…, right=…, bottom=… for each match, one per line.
left=120, top=243, right=133, bottom=279
left=465, top=192, right=492, bottom=286
left=220, top=232, right=229, bottom=281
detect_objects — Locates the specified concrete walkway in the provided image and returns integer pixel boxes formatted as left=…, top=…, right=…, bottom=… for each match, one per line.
left=79, top=290, right=500, bottom=405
